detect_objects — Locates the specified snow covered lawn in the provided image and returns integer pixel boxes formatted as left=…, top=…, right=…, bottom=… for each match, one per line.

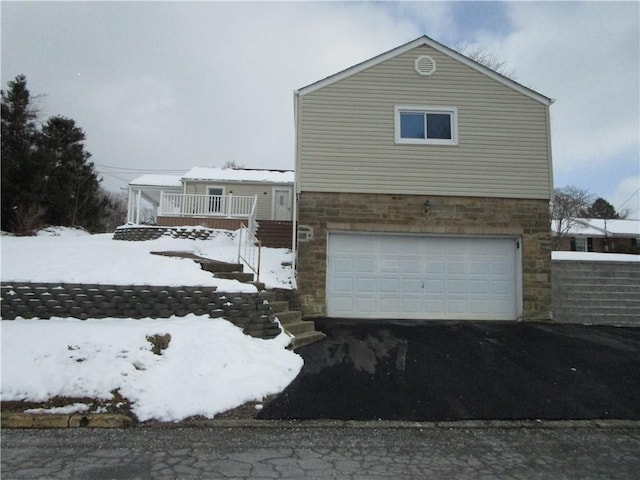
left=1, top=226, right=294, bottom=291
left=1, top=315, right=302, bottom=422
left=0, top=227, right=302, bottom=422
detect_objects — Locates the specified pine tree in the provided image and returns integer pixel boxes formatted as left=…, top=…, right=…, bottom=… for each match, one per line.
left=36, top=116, right=105, bottom=230
left=585, top=198, right=622, bottom=219
left=1, top=75, right=43, bottom=232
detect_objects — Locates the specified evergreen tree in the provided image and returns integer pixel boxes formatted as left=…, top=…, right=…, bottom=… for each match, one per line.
left=2, top=75, right=112, bottom=233
left=1, top=75, right=43, bottom=231
left=36, top=116, right=105, bottom=230
left=585, top=197, right=623, bottom=219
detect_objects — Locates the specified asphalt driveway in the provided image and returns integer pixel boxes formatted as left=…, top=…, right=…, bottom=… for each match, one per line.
left=258, top=320, right=640, bottom=421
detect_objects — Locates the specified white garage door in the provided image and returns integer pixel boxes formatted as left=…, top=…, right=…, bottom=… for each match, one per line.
left=327, top=232, right=520, bottom=320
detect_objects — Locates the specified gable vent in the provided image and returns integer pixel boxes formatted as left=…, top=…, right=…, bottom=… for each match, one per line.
left=415, top=55, right=436, bottom=76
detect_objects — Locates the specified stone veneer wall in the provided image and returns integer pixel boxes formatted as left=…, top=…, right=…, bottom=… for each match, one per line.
left=0, top=283, right=281, bottom=339
left=296, top=192, right=552, bottom=321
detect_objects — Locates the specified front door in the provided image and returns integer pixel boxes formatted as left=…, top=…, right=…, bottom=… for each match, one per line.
left=273, top=189, right=292, bottom=221
left=207, top=187, right=224, bottom=213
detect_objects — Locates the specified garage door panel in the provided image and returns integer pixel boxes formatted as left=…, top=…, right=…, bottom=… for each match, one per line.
left=332, top=277, right=353, bottom=291
left=379, top=278, right=399, bottom=293
left=447, top=279, right=467, bottom=294
left=426, top=261, right=444, bottom=274
left=402, top=260, right=420, bottom=274
left=425, top=279, right=444, bottom=293
left=380, top=258, right=400, bottom=273
left=492, top=280, right=512, bottom=294
left=333, top=257, right=354, bottom=273
left=447, top=262, right=466, bottom=275
left=355, top=297, right=376, bottom=313
left=356, top=277, right=376, bottom=293
left=401, top=298, right=422, bottom=314
left=357, top=258, right=376, bottom=274
left=402, top=279, right=423, bottom=293
left=469, top=280, right=489, bottom=294
left=379, top=297, right=400, bottom=313
left=327, top=233, right=519, bottom=320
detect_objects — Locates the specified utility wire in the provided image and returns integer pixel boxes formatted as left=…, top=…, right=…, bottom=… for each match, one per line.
left=615, top=186, right=639, bottom=211
left=95, top=163, right=186, bottom=173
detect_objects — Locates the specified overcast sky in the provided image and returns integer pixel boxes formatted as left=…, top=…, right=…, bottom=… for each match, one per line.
left=2, top=1, right=639, bottom=218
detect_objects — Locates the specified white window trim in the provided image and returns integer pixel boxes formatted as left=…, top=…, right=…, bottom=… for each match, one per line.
left=394, top=106, right=458, bottom=145
left=206, top=185, right=225, bottom=213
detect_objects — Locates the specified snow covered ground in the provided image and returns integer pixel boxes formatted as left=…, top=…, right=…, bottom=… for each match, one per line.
left=1, top=226, right=295, bottom=291
left=0, top=227, right=302, bottom=421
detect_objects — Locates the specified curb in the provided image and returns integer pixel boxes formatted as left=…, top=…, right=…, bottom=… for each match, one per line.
left=142, top=418, right=640, bottom=430
left=1, top=413, right=134, bottom=429
left=3, top=413, right=640, bottom=430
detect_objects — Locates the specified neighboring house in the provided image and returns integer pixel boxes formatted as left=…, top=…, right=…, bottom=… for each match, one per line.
left=127, top=167, right=294, bottom=247
left=553, top=218, right=640, bottom=254
left=294, top=35, right=554, bottom=321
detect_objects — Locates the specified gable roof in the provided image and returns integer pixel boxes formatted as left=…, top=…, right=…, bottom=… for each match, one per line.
left=552, top=218, right=640, bottom=237
left=297, top=35, right=554, bottom=106
left=182, top=167, right=294, bottom=184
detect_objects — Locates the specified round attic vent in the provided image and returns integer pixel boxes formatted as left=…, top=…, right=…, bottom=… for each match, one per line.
left=415, top=55, right=436, bottom=76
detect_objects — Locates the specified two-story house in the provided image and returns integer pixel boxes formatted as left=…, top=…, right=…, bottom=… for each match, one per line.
left=294, top=36, right=554, bottom=322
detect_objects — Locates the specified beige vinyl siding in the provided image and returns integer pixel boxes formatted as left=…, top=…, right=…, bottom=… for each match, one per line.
left=297, top=45, right=552, bottom=200
left=183, top=181, right=292, bottom=220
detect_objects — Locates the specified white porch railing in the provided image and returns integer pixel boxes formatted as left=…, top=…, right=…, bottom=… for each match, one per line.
left=238, top=223, right=261, bottom=282
left=159, top=193, right=257, bottom=221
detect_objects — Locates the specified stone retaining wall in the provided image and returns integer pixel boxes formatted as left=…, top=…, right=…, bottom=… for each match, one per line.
left=0, top=283, right=281, bottom=339
left=113, top=225, right=229, bottom=241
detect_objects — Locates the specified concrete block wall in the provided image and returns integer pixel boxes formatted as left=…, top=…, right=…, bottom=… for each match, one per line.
left=113, top=225, right=234, bottom=241
left=552, top=260, right=640, bottom=325
left=0, top=283, right=281, bottom=339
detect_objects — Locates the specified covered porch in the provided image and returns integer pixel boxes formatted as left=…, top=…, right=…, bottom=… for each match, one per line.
left=127, top=175, right=258, bottom=232
left=157, top=192, right=258, bottom=232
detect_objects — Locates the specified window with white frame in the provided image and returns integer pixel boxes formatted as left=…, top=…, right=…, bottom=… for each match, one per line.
left=394, top=106, right=458, bottom=145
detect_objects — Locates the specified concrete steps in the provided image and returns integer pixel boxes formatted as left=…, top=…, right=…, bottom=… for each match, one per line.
left=261, top=291, right=326, bottom=350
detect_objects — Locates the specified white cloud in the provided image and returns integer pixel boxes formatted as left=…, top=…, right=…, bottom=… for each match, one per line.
left=474, top=2, right=639, bottom=174
left=2, top=1, right=637, bottom=199
left=608, top=175, right=640, bottom=220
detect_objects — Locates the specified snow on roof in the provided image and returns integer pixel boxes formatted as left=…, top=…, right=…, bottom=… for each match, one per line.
left=130, top=174, right=183, bottom=188
left=552, top=251, right=640, bottom=262
left=182, top=167, right=294, bottom=184
left=552, top=218, right=640, bottom=237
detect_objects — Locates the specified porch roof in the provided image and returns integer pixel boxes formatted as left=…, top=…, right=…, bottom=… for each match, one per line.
left=130, top=174, right=183, bottom=188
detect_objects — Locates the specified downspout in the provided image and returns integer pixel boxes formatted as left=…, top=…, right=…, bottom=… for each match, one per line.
left=292, top=90, right=300, bottom=274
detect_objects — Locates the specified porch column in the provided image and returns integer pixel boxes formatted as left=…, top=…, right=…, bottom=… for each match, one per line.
left=227, top=193, right=233, bottom=218
left=135, top=189, right=142, bottom=224
left=127, top=187, right=135, bottom=223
